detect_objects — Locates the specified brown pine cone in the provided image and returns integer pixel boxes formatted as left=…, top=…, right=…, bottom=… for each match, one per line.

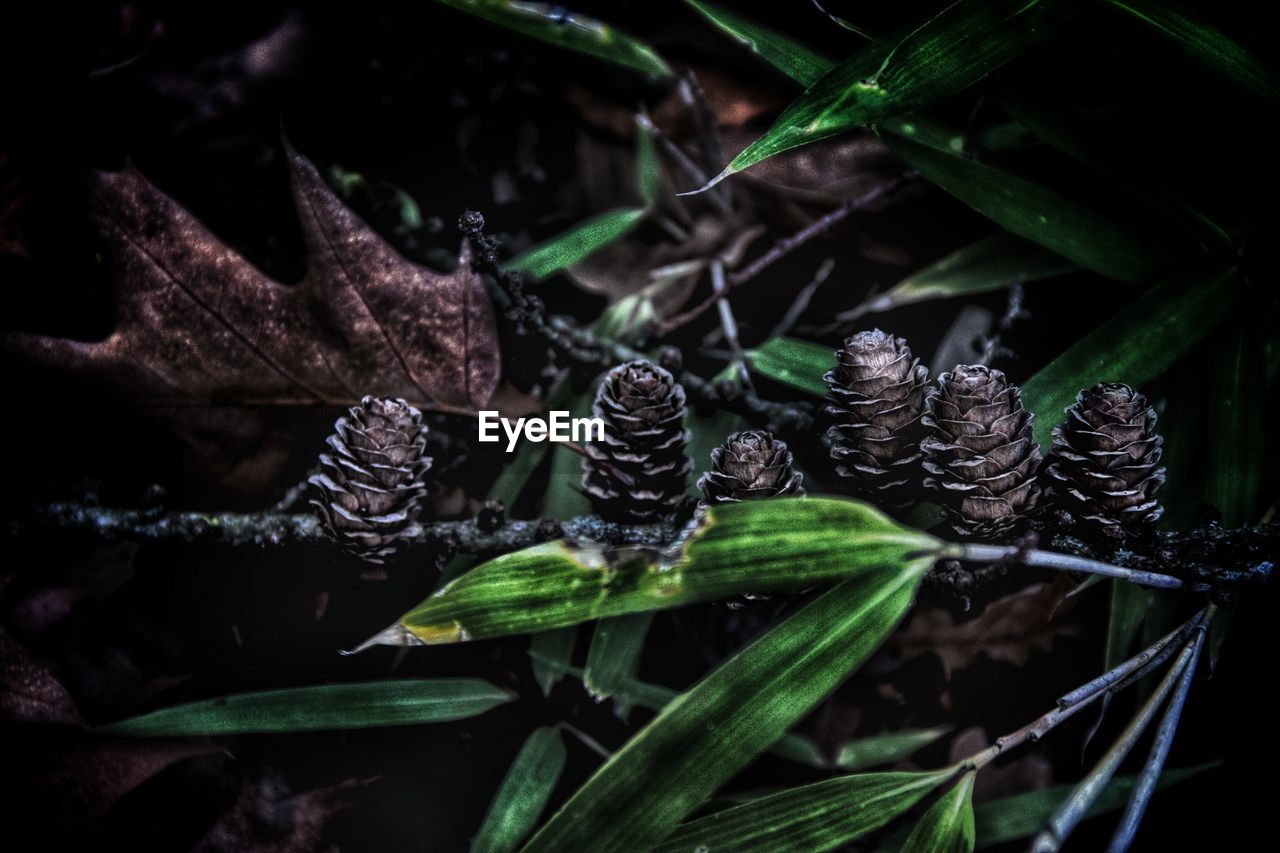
left=583, top=360, right=692, bottom=523
left=1044, top=383, right=1166, bottom=541
left=921, top=364, right=1042, bottom=539
left=309, top=396, right=430, bottom=562
left=824, top=329, right=930, bottom=506
left=698, top=430, right=804, bottom=504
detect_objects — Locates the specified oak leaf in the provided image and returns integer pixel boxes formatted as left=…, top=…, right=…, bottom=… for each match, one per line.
left=6, top=145, right=500, bottom=484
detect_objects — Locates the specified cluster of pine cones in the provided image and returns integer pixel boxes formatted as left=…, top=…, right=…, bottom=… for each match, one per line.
left=308, top=332, right=1165, bottom=562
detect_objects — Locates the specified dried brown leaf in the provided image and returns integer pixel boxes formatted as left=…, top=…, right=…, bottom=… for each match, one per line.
left=6, top=145, right=500, bottom=475
left=0, top=625, right=82, bottom=725
left=893, top=583, right=1084, bottom=679
left=193, top=773, right=371, bottom=853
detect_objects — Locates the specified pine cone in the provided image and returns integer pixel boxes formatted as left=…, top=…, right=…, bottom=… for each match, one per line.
left=921, top=365, right=1042, bottom=539
left=698, top=430, right=804, bottom=504
left=309, top=396, right=431, bottom=562
left=824, top=329, right=930, bottom=506
left=583, top=360, right=691, bottom=523
left=1044, top=383, right=1166, bottom=541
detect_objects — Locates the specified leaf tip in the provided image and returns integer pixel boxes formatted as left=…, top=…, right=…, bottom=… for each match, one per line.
left=678, top=166, right=734, bottom=197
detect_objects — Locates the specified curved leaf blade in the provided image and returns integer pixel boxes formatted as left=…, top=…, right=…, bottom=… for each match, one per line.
left=522, top=556, right=934, bottom=851
left=98, top=679, right=513, bottom=737
left=1021, top=265, right=1238, bottom=448
left=1104, top=0, right=1280, bottom=105
left=472, top=727, right=568, bottom=853
left=682, top=0, right=833, bottom=87
left=834, top=726, right=952, bottom=772
left=656, top=769, right=954, bottom=853
left=375, top=498, right=942, bottom=645
left=717, top=0, right=1074, bottom=183
left=1204, top=331, right=1264, bottom=526
left=436, top=1, right=671, bottom=78
left=585, top=612, right=654, bottom=704
left=745, top=337, right=831, bottom=396
left=902, top=771, right=976, bottom=853
left=504, top=207, right=646, bottom=282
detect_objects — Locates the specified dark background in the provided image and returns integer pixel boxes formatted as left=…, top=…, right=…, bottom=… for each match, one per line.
left=2, top=1, right=1276, bottom=850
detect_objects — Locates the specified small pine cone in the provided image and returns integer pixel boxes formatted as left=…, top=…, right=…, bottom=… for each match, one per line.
left=698, top=430, right=805, bottom=504
left=1044, top=383, right=1166, bottom=541
left=309, top=396, right=431, bottom=563
left=583, top=360, right=692, bottom=523
left=922, top=365, right=1042, bottom=539
left=824, top=330, right=930, bottom=506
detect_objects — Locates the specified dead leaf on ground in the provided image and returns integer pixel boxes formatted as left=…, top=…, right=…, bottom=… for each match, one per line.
left=193, top=772, right=372, bottom=853
left=893, top=583, right=1085, bottom=680
left=0, top=629, right=83, bottom=726
left=5, top=145, right=500, bottom=487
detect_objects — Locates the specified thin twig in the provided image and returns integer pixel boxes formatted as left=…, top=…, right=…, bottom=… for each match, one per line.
left=768, top=258, right=835, bottom=341
left=1104, top=616, right=1208, bottom=853
left=658, top=172, right=917, bottom=334
left=959, top=543, right=1198, bottom=590
left=1031, top=625, right=1206, bottom=852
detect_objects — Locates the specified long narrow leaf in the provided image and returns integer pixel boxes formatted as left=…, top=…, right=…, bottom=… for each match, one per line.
left=504, top=207, right=646, bottom=281
left=834, top=727, right=952, bottom=772
left=712, top=0, right=1075, bottom=185
left=656, top=769, right=954, bottom=853
left=1104, top=0, right=1280, bottom=105
left=472, top=727, right=567, bottom=853
left=523, top=557, right=934, bottom=851
left=435, top=1, right=671, bottom=78
left=902, top=771, right=976, bottom=853
left=682, top=0, right=833, bottom=87
left=363, top=498, right=943, bottom=646
left=585, top=612, right=654, bottom=704
left=745, top=337, right=831, bottom=396
left=99, top=679, right=513, bottom=736
left=1204, top=332, right=1264, bottom=526
left=1105, top=580, right=1151, bottom=670
left=1021, top=265, right=1238, bottom=448
left=530, top=626, right=579, bottom=697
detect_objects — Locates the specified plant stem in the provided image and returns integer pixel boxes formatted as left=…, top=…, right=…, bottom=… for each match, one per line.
left=959, top=543, right=1198, bottom=590
left=1031, top=621, right=1207, bottom=852
left=658, top=172, right=917, bottom=334
left=1104, top=611, right=1209, bottom=853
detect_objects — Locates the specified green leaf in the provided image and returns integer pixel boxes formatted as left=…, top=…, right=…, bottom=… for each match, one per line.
left=971, top=764, right=1215, bottom=848
left=504, top=207, right=647, bottom=282
left=523, top=555, right=934, bottom=851
left=714, top=0, right=1075, bottom=184
left=98, top=679, right=513, bottom=737
left=881, top=122, right=1174, bottom=283
left=488, top=379, right=575, bottom=510
left=681, top=0, right=834, bottom=87
left=1204, top=331, right=1264, bottom=526
left=525, top=655, right=829, bottom=768
left=846, top=233, right=1074, bottom=321
left=834, top=727, right=952, bottom=772
left=371, top=498, right=943, bottom=645
left=530, top=626, right=579, bottom=697
left=472, top=727, right=567, bottom=853
left=1104, top=580, right=1152, bottom=670
left=435, top=1, right=671, bottom=78
left=592, top=291, right=656, bottom=341
left=1021, top=265, right=1238, bottom=448
left=902, top=771, right=976, bottom=853
left=656, top=769, right=954, bottom=853
left=744, top=337, right=831, bottom=397
left=585, top=612, right=654, bottom=705
left=1104, top=0, right=1280, bottom=106
left=542, top=390, right=595, bottom=520
left=635, top=114, right=662, bottom=206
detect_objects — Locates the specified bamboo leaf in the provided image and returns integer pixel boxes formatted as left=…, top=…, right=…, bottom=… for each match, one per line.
left=847, top=233, right=1074, bottom=321
left=472, top=727, right=567, bottom=853
left=98, top=679, right=513, bottom=737
left=435, top=1, right=671, bottom=78
left=902, top=771, right=976, bottom=853
left=1021, top=265, right=1238, bottom=448
left=834, top=726, right=952, bottom=772
left=525, top=655, right=829, bottom=768
left=504, top=207, right=647, bottom=281
left=1204, top=331, right=1264, bottom=526
left=881, top=123, right=1175, bottom=283
left=681, top=0, right=834, bottom=86
left=523, top=556, right=934, bottom=851
left=656, top=769, right=954, bottom=853
left=1104, top=0, right=1280, bottom=105
left=635, top=112, right=662, bottom=206
left=745, top=337, right=831, bottom=397
left=530, top=626, right=580, bottom=697
left=366, top=498, right=942, bottom=646
left=712, top=0, right=1075, bottom=185
left=1104, top=580, right=1152, bottom=670
left=585, top=612, right=654, bottom=705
